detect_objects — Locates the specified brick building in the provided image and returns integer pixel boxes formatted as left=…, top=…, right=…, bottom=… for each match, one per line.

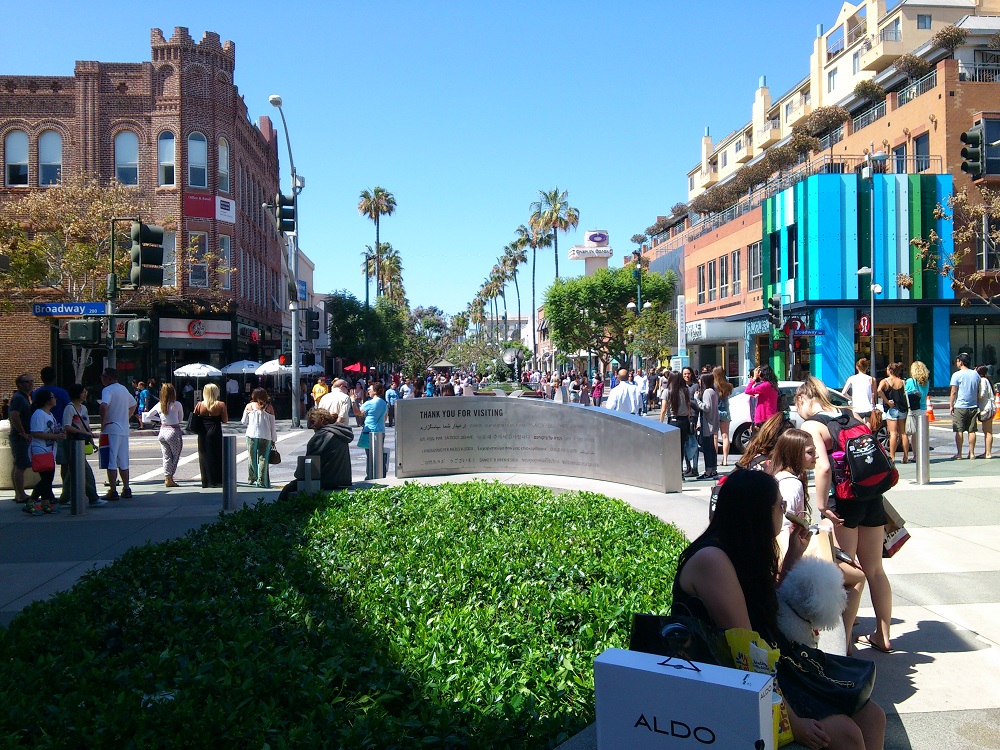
left=0, top=27, right=286, bottom=394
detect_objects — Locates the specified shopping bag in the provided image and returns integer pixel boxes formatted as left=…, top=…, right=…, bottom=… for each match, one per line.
left=98, top=433, right=111, bottom=470
left=883, top=498, right=910, bottom=558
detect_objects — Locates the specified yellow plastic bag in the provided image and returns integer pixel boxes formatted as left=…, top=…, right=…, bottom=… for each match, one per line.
left=725, top=628, right=795, bottom=748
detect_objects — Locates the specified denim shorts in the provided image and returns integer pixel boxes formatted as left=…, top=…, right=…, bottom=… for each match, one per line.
left=885, top=407, right=905, bottom=420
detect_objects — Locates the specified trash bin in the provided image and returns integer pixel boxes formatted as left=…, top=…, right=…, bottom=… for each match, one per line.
left=0, top=420, right=39, bottom=490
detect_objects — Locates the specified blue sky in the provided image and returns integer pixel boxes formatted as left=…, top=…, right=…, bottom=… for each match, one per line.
left=3, top=0, right=825, bottom=317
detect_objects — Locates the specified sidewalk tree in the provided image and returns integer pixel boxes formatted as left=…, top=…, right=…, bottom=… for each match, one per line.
left=631, top=306, right=678, bottom=365
left=543, top=266, right=676, bottom=373
left=905, top=186, right=1000, bottom=310
left=326, top=290, right=404, bottom=368
left=529, top=187, right=579, bottom=281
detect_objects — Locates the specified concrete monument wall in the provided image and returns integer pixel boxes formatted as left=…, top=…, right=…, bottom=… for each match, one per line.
left=395, top=397, right=682, bottom=493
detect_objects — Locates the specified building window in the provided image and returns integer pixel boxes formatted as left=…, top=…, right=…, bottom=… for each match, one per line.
left=749, top=241, right=763, bottom=291
left=5, top=130, right=29, bottom=186
left=188, top=132, right=207, bottom=188
left=853, top=50, right=862, bottom=75
left=892, top=144, right=906, bottom=173
left=803, top=90, right=811, bottom=106
left=827, top=69, right=838, bottom=93
left=689, top=175, right=695, bottom=190
left=788, top=226, right=799, bottom=280
left=219, top=234, right=232, bottom=290
left=770, top=232, right=782, bottom=283
left=189, top=231, right=208, bottom=287
left=37, top=130, right=62, bottom=186
left=218, top=137, right=230, bottom=194
left=719, top=254, right=729, bottom=299
left=914, top=133, right=930, bottom=172
left=114, top=131, right=138, bottom=185
left=721, top=151, right=728, bottom=168
left=732, top=249, right=742, bottom=295
left=980, top=218, right=1000, bottom=270
left=697, top=264, right=706, bottom=304
left=708, top=260, right=718, bottom=302
left=162, top=231, right=177, bottom=287
left=157, top=132, right=175, bottom=186
left=917, top=14, right=931, bottom=30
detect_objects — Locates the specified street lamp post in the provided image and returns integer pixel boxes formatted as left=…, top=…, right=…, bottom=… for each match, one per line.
left=859, top=142, right=888, bottom=380
left=269, top=94, right=304, bottom=427
left=626, top=249, right=651, bottom=370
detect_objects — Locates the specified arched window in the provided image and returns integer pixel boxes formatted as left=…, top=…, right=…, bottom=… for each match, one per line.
left=38, top=131, right=62, bottom=185
left=4, top=130, right=28, bottom=186
left=188, top=132, right=207, bottom=188
left=114, top=131, right=138, bottom=185
left=157, top=131, right=175, bottom=186
left=217, top=137, right=230, bottom=193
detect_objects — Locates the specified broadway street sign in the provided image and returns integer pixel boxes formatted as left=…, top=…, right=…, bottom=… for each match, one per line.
left=32, top=302, right=108, bottom=318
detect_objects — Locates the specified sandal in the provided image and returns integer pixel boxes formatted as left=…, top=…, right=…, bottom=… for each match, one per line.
left=856, top=633, right=894, bottom=654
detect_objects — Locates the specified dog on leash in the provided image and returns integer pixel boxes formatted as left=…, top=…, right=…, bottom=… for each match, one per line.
left=776, top=556, right=847, bottom=647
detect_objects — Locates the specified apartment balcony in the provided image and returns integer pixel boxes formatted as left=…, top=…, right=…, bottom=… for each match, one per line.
left=783, top=97, right=811, bottom=128
left=734, top=136, right=753, bottom=163
left=896, top=70, right=937, bottom=108
left=818, top=126, right=844, bottom=152
left=756, top=119, right=782, bottom=148
left=852, top=101, right=886, bottom=133
left=958, top=62, right=1000, bottom=82
left=861, top=27, right=905, bottom=73
left=698, top=162, right=719, bottom=188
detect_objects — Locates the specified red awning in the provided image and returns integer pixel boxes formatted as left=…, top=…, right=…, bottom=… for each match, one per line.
left=344, top=362, right=368, bottom=373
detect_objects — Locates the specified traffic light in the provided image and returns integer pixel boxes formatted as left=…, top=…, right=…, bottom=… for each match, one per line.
left=767, top=294, right=782, bottom=328
left=275, top=193, right=296, bottom=234
left=68, top=319, right=101, bottom=344
left=793, top=336, right=810, bottom=352
left=126, top=318, right=151, bottom=343
left=961, top=126, right=985, bottom=179
left=278, top=351, right=293, bottom=366
left=772, top=337, right=786, bottom=353
left=302, top=352, right=316, bottom=367
left=129, top=222, right=165, bottom=287
left=305, top=309, right=320, bottom=340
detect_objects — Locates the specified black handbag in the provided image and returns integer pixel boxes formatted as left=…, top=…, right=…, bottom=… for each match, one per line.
left=628, top=613, right=732, bottom=667
left=186, top=411, right=205, bottom=435
left=269, top=448, right=281, bottom=465
left=777, top=639, right=876, bottom=717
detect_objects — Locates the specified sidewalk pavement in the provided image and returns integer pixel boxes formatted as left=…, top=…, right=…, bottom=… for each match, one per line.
left=2, top=423, right=999, bottom=750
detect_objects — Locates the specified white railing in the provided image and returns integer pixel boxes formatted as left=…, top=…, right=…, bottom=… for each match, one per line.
left=897, top=70, right=937, bottom=107
left=852, top=101, right=886, bottom=132
left=878, top=27, right=901, bottom=43
left=958, top=63, right=1000, bottom=83
left=818, top=126, right=844, bottom=151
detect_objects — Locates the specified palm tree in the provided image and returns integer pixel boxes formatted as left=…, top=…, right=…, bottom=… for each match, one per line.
left=357, top=187, right=396, bottom=297
left=380, top=244, right=406, bottom=308
left=529, top=187, right=579, bottom=280
left=491, top=258, right=509, bottom=341
left=514, top=224, right=552, bottom=368
left=502, top=243, right=527, bottom=341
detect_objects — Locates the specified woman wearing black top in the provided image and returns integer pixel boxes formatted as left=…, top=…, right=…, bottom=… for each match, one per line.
left=672, top=470, right=886, bottom=749
left=877, top=362, right=910, bottom=463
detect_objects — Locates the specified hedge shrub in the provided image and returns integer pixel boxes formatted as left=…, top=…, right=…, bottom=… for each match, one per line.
left=0, top=482, right=687, bottom=749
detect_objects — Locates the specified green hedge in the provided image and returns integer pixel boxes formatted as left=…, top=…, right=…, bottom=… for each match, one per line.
left=0, top=482, right=687, bottom=749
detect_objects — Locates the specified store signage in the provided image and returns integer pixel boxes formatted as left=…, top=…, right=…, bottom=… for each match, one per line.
left=783, top=317, right=804, bottom=336
left=858, top=314, right=871, bottom=336
left=33, top=301, right=107, bottom=317
left=217, top=196, right=236, bottom=224
left=159, top=317, right=231, bottom=341
left=568, top=246, right=613, bottom=260
left=297, top=280, right=307, bottom=302
left=184, top=193, right=215, bottom=219
left=237, top=324, right=260, bottom=342
left=791, top=329, right=825, bottom=336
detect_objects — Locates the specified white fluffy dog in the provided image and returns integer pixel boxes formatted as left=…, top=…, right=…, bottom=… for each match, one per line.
left=776, top=556, right=847, bottom=647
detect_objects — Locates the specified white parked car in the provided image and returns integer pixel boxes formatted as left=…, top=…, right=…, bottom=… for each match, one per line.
left=726, top=380, right=886, bottom=453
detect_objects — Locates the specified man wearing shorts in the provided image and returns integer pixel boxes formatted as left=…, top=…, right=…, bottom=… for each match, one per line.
left=99, top=367, right=137, bottom=500
left=950, top=353, right=982, bottom=460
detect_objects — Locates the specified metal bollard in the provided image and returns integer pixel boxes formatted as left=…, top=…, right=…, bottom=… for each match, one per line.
left=222, top=434, right=238, bottom=510
left=301, top=457, right=316, bottom=494
left=69, top=440, right=87, bottom=516
left=371, top=432, right=385, bottom=480
left=915, top=412, right=930, bottom=485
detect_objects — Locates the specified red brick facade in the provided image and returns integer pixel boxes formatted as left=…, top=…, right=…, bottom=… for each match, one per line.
left=0, top=27, right=285, bottom=392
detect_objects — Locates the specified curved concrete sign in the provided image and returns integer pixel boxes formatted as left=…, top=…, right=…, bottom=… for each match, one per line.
left=395, top=397, right=682, bottom=493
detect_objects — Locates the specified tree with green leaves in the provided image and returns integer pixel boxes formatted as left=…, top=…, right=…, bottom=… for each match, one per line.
left=543, top=266, right=677, bottom=373
left=932, top=25, right=968, bottom=58
left=501, top=243, right=527, bottom=342
left=325, top=290, right=405, bottom=368
left=357, top=187, right=396, bottom=296
left=529, top=188, right=579, bottom=280
left=362, top=242, right=405, bottom=308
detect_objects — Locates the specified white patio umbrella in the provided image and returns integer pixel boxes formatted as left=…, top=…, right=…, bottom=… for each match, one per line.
left=221, top=359, right=263, bottom=375
left=255, top=358, right=291, bottom=376
left=299, top=364, right=324, bottom=376
left=173, top=363, right=223, bottom=378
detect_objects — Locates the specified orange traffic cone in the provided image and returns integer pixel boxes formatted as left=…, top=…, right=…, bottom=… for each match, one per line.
left=926, top=394, right=935, bottom=422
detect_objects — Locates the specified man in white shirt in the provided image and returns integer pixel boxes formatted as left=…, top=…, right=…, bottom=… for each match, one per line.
left=318, top=379, right=352, bottom=424
left=99, top=367, right=137, bottom=500
left=399, top=377, right=414, bottom=399
left=604, top=369, right=641, bottom=415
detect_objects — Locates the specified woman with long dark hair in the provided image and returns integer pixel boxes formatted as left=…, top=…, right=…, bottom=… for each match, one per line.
left=144, top=383, right=184, bottom=487
left=877, top=362, right=910, bottom=463
left=713, top=366, right=734, bottom=466
left=745, top=363, right=781, bottom=428
left=242, top=387, right=277, bottom=488
left=673, top=469, right=886, bottom=749
left=665, top=370, right=696, bottom=478
left=692, top=372, right=719, bottom=480
left=768, top=428, right=816, bottom=525
left=25, top=389, right=64, bottom=515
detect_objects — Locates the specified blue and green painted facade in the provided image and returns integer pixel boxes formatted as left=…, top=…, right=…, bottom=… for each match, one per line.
left=760, top=173, right=955, bottom=388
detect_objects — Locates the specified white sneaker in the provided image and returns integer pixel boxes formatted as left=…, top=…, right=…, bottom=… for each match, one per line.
left=89, top=498, right=108, bottom=506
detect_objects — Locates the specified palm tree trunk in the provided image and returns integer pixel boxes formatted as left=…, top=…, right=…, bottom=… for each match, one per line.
left=375, top=219, right=381, bottom=297
left=513, top=273, right=521, bottom=345
left=553, top=231, right=559, bottom=280
left=531, top=244, right=537, bottom=369
left=501, top=291, right=508, bottom=341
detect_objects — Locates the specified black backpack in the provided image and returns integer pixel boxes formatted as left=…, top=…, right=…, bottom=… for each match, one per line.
left=709, top=454, right=770, bottom=520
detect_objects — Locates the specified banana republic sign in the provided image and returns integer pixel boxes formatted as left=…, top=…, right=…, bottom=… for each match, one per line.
left=594, top=648, right=773, bottom=749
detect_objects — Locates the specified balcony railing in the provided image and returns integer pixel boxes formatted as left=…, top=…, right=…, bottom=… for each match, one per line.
left=818, top=126, right=844, bottom=151
left=827, top=36, right=845, bottom=59
left=657, top=153, right=944, bottom=257
left=852, top=101, right=886, bottom=132
left=958, top=62, right=1000, bottom=82
left=878, top=27, right=901, bottom=43
left=896, top=70, right=937, bottom=107
left=756, top=119, right=781, bottom=141
left=847, top=22, right=867, bottom=47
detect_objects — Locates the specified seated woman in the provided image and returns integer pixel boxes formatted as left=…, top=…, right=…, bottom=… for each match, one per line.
left=672, top=469, right=886, bottom=750
left=276, top=409, right=355, bottom=501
